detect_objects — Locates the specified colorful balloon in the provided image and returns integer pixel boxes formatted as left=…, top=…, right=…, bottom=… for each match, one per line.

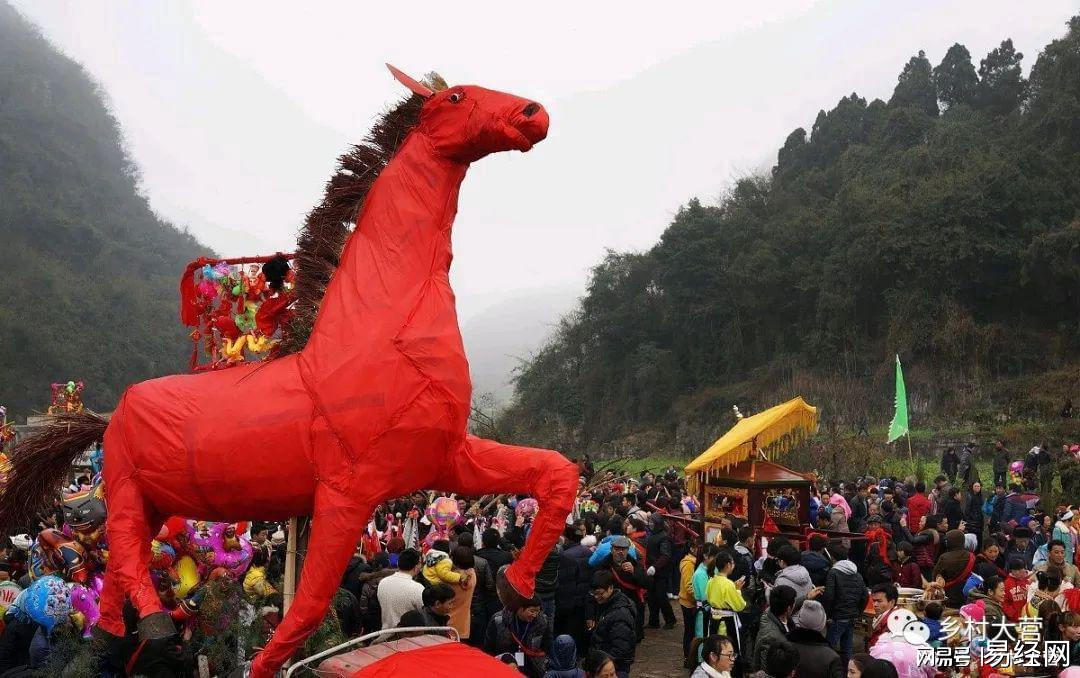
left=423, top=496, right=461, bottom=549
left=24, top=575, right=71, bottom=633
left=0, top=580, right=22, bottom=616
left=185, top=521, right=253, bottom=578
left=69, top=583, right=100, bottom=637
left=172, top=555, right=199, bottom=598
left=515, top=497, right=539, bottom=519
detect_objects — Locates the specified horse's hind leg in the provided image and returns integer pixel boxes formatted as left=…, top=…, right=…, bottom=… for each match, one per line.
left=436, top=435, right=579, bottom=601
left=251, top=481, right=371, bottom=678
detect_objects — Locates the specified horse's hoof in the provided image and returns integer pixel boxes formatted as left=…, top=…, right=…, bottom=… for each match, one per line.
left=495, top=564, right=537, bottom=611
left=89, top=623, right=120, bottom=651
left=137, top=610, right=177, bottom=640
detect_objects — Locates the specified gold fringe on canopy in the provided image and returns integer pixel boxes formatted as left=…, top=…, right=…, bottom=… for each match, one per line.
left=685, top=396, right=818, bottom=496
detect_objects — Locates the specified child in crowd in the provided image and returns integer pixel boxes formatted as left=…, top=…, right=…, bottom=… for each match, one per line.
left=895, top=542, right=923, bottom=589
left=920, top=601, right=944, bottom=647
left=1003, top=556, right=1030, bottom=622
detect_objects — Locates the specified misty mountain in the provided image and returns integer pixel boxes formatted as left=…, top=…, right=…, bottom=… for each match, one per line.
left=0, top=2, right=210, bottom=416
left=502, top=17, right=1080, bottom=453
left=462, top=286, right=579, bottom=405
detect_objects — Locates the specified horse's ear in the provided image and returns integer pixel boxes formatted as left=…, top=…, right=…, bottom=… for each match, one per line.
left=386, top=63, right=434, bottom=98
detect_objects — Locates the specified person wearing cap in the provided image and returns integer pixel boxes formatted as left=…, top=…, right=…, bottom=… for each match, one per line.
left=1032, top=539, right=1080, bottom=588
left=787, top=600, right=842, bottom=678
left=592, top=535, right=647, bottom=642
left=587, top=570, right=636, bottom=678
left=1002, top=525, right=1038, bottom=570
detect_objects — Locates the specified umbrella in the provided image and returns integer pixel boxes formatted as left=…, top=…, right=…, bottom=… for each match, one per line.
left=685, top=396, right=818, bottom=494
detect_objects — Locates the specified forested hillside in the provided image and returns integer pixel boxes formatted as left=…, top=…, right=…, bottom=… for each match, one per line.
left=501, top=17, right=1080, bottom=456
left=0, top=2, right=210, bottom=416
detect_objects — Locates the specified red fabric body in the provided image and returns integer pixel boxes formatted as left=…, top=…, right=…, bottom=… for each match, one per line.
left=351, top=642, right=522, bottom=677
left=94, top=81, right=576, bottom=678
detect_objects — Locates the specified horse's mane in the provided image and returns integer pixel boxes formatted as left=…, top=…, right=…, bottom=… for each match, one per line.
left=280, top=73, right=445, bottom=355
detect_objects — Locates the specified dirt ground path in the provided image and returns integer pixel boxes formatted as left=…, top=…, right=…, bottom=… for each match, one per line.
left=632, top=614, right=687, bottom=677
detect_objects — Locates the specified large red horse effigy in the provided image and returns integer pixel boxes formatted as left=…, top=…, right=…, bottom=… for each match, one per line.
left=0, top=66, right=577, bottom=677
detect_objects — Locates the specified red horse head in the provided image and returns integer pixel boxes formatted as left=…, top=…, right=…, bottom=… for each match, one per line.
left=387, top=64, right=549, bottom=163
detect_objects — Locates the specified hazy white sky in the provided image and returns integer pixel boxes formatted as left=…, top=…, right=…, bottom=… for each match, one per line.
left=11, top=0, right=1080, bottom=324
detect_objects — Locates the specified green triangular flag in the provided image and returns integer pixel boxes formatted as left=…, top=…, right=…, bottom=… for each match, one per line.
left=887, top=354, right=909, bottom=443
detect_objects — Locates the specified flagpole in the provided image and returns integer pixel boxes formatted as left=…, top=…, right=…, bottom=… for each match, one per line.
left=906, top=431, right=915, bottom=473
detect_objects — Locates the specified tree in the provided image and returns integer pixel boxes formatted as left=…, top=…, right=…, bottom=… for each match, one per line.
left=773, top=127, right=807, bottom=177
left=502, top=18, right=1080, bottom=454
left=975, top=39, right=1027, bottom=115
left=889, top=50, right=939, bottom=116
left=933, top=43, right=978, bottom=110
left=1026, top=16, right=1080, bottom=158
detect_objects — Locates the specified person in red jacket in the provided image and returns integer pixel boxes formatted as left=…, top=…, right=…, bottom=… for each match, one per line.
left=906, top=481, right=932, bottom=540
left=1002, top=556, right=1030, bottom=622
left=895, top=542, right=923, bottom=588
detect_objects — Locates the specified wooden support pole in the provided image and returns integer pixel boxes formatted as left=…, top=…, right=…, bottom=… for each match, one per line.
left=283, top=517, right=298, bottom=616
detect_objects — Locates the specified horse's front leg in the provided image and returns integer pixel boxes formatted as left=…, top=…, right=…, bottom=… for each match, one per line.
left=250, top=422, right=372, bottom=678
left=436, top=435, right=578, bottom=603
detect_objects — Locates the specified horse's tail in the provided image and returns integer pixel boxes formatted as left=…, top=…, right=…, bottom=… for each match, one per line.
left=0, top=411, right=109, bottom=532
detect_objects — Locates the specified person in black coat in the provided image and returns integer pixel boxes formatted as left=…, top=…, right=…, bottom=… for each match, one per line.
left=964, top=481, right=985, bottom=550
left=0, top=615, right=36, bottom=674
left=535, top=545, right=562, bottom=619
left=592, top=536, right=648, bottom=642
left=820, top=545, right=867, bottom=663
left=455, top=533, right=497, bottom=646
left=850, top=485, right=871, bottom=533
left=788, top=600, right=844, bottom=678
left=644, top=513, right=676, bottom=629
left=555, top=525, right=593, bottom=652
left=941, top=447, right=959, bottom=484
left=476, top=528, right=514, bottom=622
left=801, top=535, right=832, bottom=587
left=333, top=587, right=363, bottom=637
left=942, top=487, right=965, bottom=531
left=587, top=571, right=636, bottom=676
left=476, top=528, right=513, bottom=572
left=340, top=550, right=370, bottom=602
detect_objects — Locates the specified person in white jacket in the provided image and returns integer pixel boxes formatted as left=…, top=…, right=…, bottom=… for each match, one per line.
left=692, top=634, right=736, bottom=678
left=774, top=545, right=818, bottom=601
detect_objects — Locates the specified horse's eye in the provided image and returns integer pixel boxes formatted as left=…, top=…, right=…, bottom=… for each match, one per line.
left=449, top=92, right=463, bottom=103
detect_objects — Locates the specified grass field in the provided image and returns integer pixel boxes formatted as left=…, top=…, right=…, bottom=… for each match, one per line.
left=601, top=454, right=998, bottom=486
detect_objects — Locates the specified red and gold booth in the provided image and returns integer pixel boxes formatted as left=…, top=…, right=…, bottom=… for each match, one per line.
left=686, top=397, right=859, bottom=550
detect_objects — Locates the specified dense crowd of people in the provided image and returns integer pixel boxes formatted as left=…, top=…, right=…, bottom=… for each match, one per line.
left=3, top=440, right=1080, bottom=676
left=325, top=442, right=1080, bottom=677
